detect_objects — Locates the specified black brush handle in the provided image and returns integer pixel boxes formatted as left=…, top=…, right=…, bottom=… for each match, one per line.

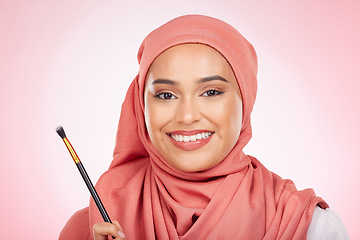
left=76, top=162, right=115, bottom=239
left=76, top=162, right=112, bottom=223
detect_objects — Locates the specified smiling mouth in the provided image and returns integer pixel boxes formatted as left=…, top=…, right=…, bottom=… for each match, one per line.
left=169, top=132, right=213, bottom=142
left=166, top=130, right=214, bottom=151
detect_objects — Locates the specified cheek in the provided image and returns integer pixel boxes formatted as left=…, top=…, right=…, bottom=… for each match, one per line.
left=203, top=95, right=242, bottom=139
left=145, top=103, right=159, bottom=139
left=228, top=97, right=243, bottom=134
left=144, top=100, right=173, bottom=141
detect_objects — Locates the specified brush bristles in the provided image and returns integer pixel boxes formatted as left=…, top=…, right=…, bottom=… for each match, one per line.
left=56, top=126, right=67, bottom=139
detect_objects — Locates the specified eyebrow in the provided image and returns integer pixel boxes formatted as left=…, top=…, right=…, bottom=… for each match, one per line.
left=151, top=75, right=229, bottom=85
left=152, top=79, right=177, bottom=85
left=198, top=75, right=229, bottom=84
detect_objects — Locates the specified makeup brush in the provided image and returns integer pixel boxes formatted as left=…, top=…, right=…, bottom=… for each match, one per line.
left=56, top=126, right=113, bottom=224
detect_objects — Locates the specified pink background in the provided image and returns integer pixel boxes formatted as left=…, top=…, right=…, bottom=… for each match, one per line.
left=1, top=0, right=359, bottom=238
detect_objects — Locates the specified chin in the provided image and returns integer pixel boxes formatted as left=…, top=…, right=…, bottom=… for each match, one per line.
left=169, top=155, right=220, bottom=173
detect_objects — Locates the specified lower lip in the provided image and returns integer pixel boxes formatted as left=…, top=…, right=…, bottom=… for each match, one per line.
left=168, top=134, right=213, bottom=151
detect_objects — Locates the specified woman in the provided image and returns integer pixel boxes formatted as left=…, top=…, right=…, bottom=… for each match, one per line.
left=60, top=15, right=349, bottom=239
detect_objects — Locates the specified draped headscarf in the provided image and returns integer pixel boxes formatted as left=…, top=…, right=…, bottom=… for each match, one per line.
left=60, top=14, right=327, bottom=240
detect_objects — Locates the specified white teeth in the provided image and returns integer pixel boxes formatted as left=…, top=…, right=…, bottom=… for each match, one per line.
left=171, top=132, right=213, bottom=142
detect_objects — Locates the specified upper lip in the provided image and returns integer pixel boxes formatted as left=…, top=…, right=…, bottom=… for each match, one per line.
left=167, top=130, right=214, bottom=136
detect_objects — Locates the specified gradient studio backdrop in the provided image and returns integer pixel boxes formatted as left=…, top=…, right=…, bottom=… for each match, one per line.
left=0, top=0, right=359, bottom=239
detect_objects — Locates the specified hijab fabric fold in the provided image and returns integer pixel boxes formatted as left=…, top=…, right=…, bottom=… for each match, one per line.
left=61, top=14, right=327, bottom=240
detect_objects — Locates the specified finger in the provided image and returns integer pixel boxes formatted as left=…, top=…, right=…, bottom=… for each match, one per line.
left=93, top=222, right=122, bottom=240
left=112, top=220, right=126, bottom=239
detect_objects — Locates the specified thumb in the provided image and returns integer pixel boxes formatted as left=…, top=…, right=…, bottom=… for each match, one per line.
left=112, top=220, right=126, bottom=239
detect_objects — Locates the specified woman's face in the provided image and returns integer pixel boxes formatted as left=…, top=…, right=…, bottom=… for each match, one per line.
left=144, top=44, right=243, bottom=172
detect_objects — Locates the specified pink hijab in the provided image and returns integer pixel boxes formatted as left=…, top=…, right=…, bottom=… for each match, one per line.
left=60, top=15, right=327, bottom=240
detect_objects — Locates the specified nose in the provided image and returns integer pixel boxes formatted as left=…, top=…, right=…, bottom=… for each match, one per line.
left=175, top=96, right=201, bottom=125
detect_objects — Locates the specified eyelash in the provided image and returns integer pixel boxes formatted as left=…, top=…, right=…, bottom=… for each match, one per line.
left=153, top=89, right=224, bottom=100
left=201, top=89, right=225, bottom=97
left=154, top=92, right=176, bottom=100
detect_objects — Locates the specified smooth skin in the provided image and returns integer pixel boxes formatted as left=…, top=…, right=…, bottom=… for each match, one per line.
left=93, top=43, right=243, bottom=238
left=144, top=43, right=243, bottom=172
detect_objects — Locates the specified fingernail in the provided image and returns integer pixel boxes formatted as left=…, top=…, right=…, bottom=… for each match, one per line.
left=118, top=231, right=126, bottom=238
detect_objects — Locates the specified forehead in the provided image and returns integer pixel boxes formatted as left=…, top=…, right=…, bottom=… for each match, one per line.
left=146, top=44, right=237, bottom=83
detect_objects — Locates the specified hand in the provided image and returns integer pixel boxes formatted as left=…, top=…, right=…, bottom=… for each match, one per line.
left=93, top=220, right=126, bottom=240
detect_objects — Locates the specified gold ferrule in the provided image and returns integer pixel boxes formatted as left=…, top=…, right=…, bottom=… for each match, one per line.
left=63, top=138, right=80, bottom=164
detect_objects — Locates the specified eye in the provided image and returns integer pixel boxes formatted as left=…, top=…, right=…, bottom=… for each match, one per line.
left=154, top=92, right=176, bottom=100
left=202, top=89, right=224, bottom=97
